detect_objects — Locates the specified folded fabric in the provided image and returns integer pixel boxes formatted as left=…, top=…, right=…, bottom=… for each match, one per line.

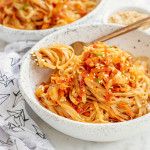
left=0, top=42, right=54, bottom=150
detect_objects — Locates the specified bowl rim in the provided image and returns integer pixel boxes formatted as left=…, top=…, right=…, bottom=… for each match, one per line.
left=0, top=0, right=105, bottom=34
left=19, top=23, right=150, bottom=128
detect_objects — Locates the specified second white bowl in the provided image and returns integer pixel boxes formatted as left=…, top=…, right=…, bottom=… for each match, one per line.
left=0, top=0, right=103, bottom=43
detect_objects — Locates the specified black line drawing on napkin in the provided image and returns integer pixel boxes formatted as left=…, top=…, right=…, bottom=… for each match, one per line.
left=0, top=71, right=15, bottom=87
left=0, top=138, right=13, bottom=146
left=0, top=93, right=10, bottom=105
left=12, top=91, right=24, bottom=107
left=7, top=122, right=25, bottom=132
left=32, top=124, right=46, bottom=139
left=5, top=109, right=29, bottom=132
left=10, top=58, right=20, bottom=67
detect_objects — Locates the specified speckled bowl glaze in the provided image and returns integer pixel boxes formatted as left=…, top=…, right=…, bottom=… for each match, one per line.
left=19, top=24, right=150, bottom=142
left=0, top=0, right=104, bottom=43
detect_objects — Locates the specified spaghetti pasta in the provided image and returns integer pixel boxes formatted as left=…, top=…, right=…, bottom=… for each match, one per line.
left=33, top=42, right=150, bottom=123
left=0, top=0, right=97, bottom=30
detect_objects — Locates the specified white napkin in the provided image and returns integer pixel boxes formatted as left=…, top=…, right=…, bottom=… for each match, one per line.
left=0, top=42, right=54, bottom=150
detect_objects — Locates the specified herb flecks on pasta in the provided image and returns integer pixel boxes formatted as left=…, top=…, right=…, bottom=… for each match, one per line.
left=33, top=42, right=150, bottom=123
left=0, top=0, right=97, bottom=30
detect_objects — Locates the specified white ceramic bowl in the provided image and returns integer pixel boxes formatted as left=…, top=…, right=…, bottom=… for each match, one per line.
left=0, top=0, right=104, bottom=43
left=103, top=6, right=150, bottom=23
left=102, top=6, right=150, bottom=33
left=19, top=23, right=150, bottom=142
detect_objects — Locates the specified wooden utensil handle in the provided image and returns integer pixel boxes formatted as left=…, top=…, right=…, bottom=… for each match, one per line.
left=96, top=16, right=150, bottom=42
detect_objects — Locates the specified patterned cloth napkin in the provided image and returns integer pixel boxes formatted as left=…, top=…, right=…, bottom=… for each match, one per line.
left=0, top=42, right=54, bottom=150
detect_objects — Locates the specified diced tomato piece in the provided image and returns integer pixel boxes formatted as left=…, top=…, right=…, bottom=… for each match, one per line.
left=85, top=58, right=94, bottom=67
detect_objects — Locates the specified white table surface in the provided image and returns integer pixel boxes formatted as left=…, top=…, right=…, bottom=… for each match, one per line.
left=0, top=0, right=150, bottom=149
